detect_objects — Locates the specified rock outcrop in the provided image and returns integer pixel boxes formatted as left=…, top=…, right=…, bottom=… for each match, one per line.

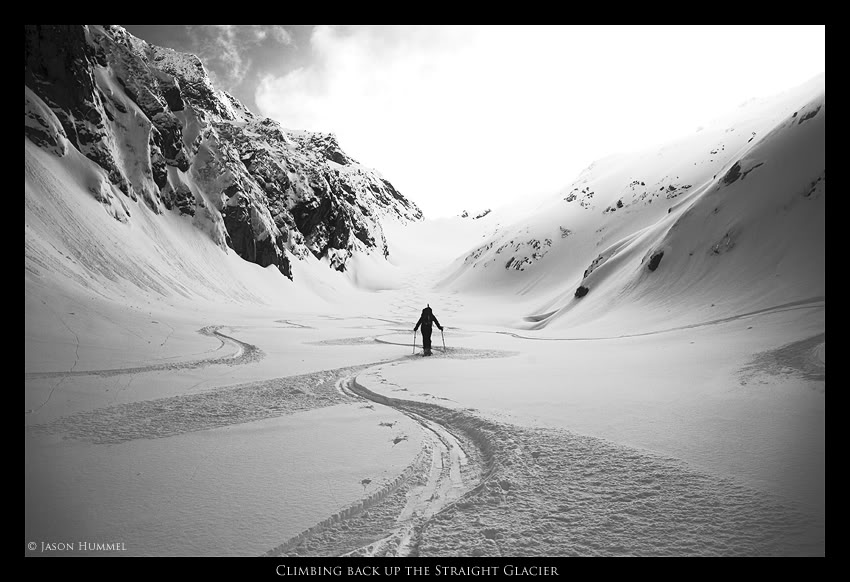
left=24, top=25, right=422, bottom=280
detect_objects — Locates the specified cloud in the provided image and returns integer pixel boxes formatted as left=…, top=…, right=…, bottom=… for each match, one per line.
left=267, top=25, right=294, bottom=45
left=255, top=25, right=825, bottom=218
left=247, top=25, right=293, bottom=45
left=184, top=25, right=294, bottom=91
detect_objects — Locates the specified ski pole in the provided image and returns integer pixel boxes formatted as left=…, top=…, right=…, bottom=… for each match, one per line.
left=441, top=328, right=446, bottom=353
left=412, top=330, right=417, bottom=355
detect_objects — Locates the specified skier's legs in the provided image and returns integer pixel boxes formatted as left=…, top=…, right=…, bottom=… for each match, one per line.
left=423, top=330, right=432, bottom=354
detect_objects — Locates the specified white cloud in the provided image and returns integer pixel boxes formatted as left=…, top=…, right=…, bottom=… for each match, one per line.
left=267, top=25, right=294, bottom=45
left=186, top=25, right=294, bottom=90
left=247, top=25, right=293, bottom=45
left=256, top=25, right=825, bottom=218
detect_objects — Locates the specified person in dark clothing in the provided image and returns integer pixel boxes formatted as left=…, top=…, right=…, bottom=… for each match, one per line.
left=414, top=304, right=443, bottom=356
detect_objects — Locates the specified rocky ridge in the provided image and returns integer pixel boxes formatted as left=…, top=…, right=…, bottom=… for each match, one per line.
left=24, top=25, right=422, bottom=279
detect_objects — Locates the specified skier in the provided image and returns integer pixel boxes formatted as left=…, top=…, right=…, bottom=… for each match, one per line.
left=414, top=304, right=443, bottom=356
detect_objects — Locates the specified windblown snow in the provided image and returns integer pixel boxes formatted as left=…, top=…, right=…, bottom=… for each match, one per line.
left=25, top=41, right=824, bottom=558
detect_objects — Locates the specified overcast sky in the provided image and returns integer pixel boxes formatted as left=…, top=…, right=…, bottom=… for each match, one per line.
left=124, top=25, right=825, bottom=219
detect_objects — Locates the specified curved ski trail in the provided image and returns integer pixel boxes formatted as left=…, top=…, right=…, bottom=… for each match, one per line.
left=262, top=371, right=487, bottom=558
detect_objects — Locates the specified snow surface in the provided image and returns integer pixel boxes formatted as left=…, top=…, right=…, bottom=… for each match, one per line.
left=440, top=75, right=825, bottom=337
left=25, top=76, right=824, bottom=556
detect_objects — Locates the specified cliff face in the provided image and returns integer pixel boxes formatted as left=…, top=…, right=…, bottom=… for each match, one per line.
left=24, top=25, right=422, bottom=280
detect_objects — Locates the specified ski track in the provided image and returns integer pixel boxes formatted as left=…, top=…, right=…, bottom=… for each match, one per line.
left=260, top=352, right=498, bottom=557
left=26, top=363, right=378, bottom=444
left=502, top=297, right=825, bottom=341
left=157, top=320, right=175, bottom=348
left=259, top=344, right=824, bottom=557
left=739, top=332, right=826, bottom=388
left=26, top=317, right=824, bottom=556
left=24, top=325, right=264, bottom=379
left=309, top=333, right=517, bottom=360
left=27, top=301, right=80, bottom=413
left=274, top=319, right=314, bottom=329
left=28, top=376, right=68, bottom=415
left=107, top=373, right=137, bottom=406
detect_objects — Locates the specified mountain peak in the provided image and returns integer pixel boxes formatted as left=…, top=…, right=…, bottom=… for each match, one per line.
left=25, top=24, right=423, bottom=289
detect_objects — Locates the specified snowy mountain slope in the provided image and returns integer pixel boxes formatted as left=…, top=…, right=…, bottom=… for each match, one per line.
left=439, top=75, right=825, bottom=334
left=24, top=24, right=422, bottom=294
left=24, top=40, right=825, bottom=557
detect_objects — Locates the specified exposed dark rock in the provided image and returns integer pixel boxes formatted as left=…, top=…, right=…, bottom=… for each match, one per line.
left=24, top=25, right=97, bottom=143
left=647, top=251, right=664, bottom=272
left=150, top=112, right=189, bottom=170
left=798, top=106, right=821, bottom=125
left=329, top=211, right=353, bottom=251
left=24, top=123, right=61, bottom=152
left=293, top=197, right=332, bottom=255
left=255, top=234, right=292, bottom=279
left=169, top=185, right=195, bottom=216
left=724, top=160, right=765, bottom=186
left=803, top=171, right=825, bottom=199
left=223, top=200, right=256, bottom=262
left=149, top=133, right=169, bottom=188
left=722, top=162, right=742, bottom=185
left=353, top=222, right=375, bottom=249
left=575, top=286, right=589, bottom=298
left=25, top=25, right=135, bottom=196
left=583, top=254, right=604, bottom=279
left=24, top=95, right=66, bottom=155
left=161, top=79, right=185, bottom=112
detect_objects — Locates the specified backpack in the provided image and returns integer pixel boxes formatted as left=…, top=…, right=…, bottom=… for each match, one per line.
left=420, top=308, right=433, bottom=330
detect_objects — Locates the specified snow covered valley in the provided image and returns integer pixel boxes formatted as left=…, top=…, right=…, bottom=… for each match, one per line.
left=25, top=26, right=824, bottom=557
left=25, top=212, right=824, bottom=555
